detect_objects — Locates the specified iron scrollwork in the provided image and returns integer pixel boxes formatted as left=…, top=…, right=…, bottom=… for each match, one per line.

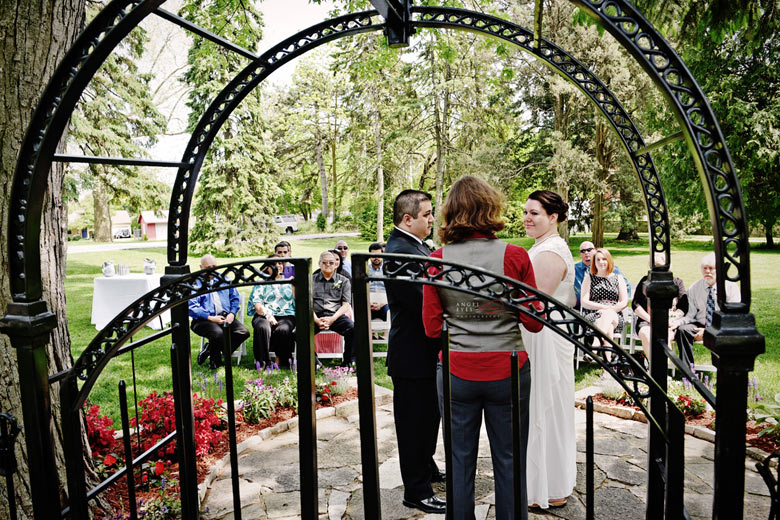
left=372, top=252, right=675, bottom=439
left=8, top=0, right=165, bottom=302
left=166, top=11, right=383, bottom=265
left=412, top=6, right=670, bottom=262
left=71, top=258, right=292, bottom=411
left=573, top=0, right=751, bottom=309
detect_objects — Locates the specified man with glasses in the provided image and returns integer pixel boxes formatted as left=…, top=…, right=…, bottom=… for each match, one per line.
left=573, top=240, right=631, bottom=308
left=313, top=251, right=355, bottom=366
left=274, top=241, right=295, bottom=279
left=670, top=252, right=739, bottom=366
left=335, top=240, right=352, bottom=276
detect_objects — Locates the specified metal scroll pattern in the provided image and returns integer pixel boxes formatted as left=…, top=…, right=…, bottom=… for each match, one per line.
left=8, top=0, right=164, bottom=301
left=412, top=6, right=670, bottom=260
left=71, top=259, right=282, bottom=410
left=574, top=0, right=749, bottom=308
left=377, top=253, right=672, bottom=437
left=166, top=11, right=382, bottom=265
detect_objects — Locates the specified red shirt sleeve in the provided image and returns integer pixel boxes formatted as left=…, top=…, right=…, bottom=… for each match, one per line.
left=504, top=244, right=544, bottom=333
left=422, top=248, right=444, bottom=338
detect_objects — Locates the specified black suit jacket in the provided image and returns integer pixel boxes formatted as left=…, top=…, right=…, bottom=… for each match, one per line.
left=384, top=228, right=440, bottom=379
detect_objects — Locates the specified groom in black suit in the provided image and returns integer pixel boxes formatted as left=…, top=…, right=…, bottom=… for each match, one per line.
left=385, top=189, right=446, bottom=514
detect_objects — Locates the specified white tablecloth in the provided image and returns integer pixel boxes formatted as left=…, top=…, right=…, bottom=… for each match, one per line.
left=91, top=273, right=171, bottom=330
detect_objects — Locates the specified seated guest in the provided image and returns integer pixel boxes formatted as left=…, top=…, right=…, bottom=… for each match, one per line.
left=189, top=254, right=250, bottom=370
left=368, top=242, right=389, bottom=322
left=329, top=248, right=352, bottom=281
left=581, top=248, right=628, bottom=345
left=274, top=240, right=294, bottom=279
left=335, top=239, right=352, bottom=275
left=574, top=240, right=631, bottom=308
left=670, top=252, right=739, bottom=366
left=313, top=251, right=355, bottom=366
left=632, top=252, right=688, bottom=360
left=247, top=254, right=296, bottom=368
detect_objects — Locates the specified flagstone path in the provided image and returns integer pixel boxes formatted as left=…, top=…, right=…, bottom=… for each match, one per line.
left=199, top=385, right=772, bottom=520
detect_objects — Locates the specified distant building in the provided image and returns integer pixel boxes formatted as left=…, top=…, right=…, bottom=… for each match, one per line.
left=138, top=210, right=169, bottom=240
left=138, top=210, right=195, bottom=240
left=112, top=210, right=132, bottom=238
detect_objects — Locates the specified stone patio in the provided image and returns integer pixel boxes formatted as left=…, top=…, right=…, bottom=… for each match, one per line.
left=199, top=385, right=772, bottom=519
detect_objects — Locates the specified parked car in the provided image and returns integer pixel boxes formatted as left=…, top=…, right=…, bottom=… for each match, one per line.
left=113, top=228, right=131, bottom=239
left=274, top=214, right=299, bottom=234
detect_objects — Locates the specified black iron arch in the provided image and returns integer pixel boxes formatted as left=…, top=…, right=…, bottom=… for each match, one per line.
left=166, top=6, right=673, bottom=276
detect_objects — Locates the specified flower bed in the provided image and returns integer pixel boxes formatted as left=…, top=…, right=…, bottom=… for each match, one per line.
left=92, top=364, right=356, bottom=519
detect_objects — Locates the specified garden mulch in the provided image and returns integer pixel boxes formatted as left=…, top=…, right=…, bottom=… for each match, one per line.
left=97, top=387, right=359, bottom=517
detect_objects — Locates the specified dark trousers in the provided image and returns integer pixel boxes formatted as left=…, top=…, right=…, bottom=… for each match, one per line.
left=392, top=375, right=441, bottom=501
left=371, top=304, right=389, bottom=321
left=442, top=364, right=530, bottom=520
left=191, top=318, right=250, bottom=365
left=675, top=321, right=703, bottom=367
left=252, top=315, right=296, bottom=366
left=314, top=314, right=354, bottom=365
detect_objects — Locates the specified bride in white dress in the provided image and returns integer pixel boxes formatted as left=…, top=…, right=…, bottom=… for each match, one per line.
left=521, top=190, right=577, bottom=509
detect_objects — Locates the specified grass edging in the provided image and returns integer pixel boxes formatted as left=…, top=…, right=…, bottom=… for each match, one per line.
left=198, top=383, right=393, bottom=505
left=574, top=386, right=777, bottom=470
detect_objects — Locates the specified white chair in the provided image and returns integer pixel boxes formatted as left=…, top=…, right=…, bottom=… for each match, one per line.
left=199, top=292, right=247, bottom=365
left=369, top=291, right=390, bottom=358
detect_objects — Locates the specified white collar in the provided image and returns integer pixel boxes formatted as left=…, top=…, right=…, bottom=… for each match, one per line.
left=394, top=226, right=423, bottom=245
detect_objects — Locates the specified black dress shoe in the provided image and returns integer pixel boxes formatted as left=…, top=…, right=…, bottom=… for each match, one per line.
left=197, top=342, right=210, bottom=366
left=430, top=469, right=446, bottom=483
left=402, top=495, right=446, bottom=514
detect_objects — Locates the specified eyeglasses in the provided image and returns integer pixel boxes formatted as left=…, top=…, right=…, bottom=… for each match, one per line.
left=580, top=248, right=594, bottom=253
left=336, top=246, right=349, bottom=250
left=321, top=261, right=337, bottom=265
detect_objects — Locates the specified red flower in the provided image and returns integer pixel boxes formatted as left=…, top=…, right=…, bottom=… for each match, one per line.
left=142, top=473, right=148, bottom=482
left=104, top=454, right=117, bottom=467
left=154, top=460, right=165, bottom=476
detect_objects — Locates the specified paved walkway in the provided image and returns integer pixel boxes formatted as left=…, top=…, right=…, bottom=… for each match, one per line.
left=200, top=386, right=772, bottom=520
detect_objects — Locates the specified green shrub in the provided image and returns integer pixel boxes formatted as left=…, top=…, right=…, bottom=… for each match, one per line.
left=239, top=378, right=278, bottom=423
left=355, top=199, right=393, bottom=240
left=316, top=213, right=327, bottom=231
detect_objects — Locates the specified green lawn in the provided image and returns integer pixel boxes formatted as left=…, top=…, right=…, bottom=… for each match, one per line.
left=66, top=234, right=779, bottom=423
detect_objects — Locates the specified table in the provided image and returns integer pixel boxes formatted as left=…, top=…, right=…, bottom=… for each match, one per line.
left=91, top=273, right=171, bottom=330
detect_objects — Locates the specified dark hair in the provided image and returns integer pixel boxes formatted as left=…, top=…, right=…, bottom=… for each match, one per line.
left=438, top=176, right=505, bottom=244
left=368, top=242, right=383, bottom=252
left=274, top=241, right=291, bottom=251
left=527, top=190, right=568, bottom=223
left=393, top=189, right=432, bottom=226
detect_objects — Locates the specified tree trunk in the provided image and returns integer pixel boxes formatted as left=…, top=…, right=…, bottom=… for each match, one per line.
left=592, top=120, right=610, bottom=248
left=553, top=93, right=570, bottom=243
left=313, top=102, right=328, bottom=221
left=93, top=179, right=112, bottom=242
left=374, top=107, right=384, bottom=242
left=764, top=218, right=776, bottom=248
left=556, top=180, right=570, bottom=243
left=0, top=1, right=86, bottom=517
left=431, top=57, right=450, bottom=245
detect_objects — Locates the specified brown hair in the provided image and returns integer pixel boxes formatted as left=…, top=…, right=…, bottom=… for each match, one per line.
left=527, top=190, right=568, bottom=223
left=590, top=248, right=615, bottom=275
left=438, top=176, right=505, bottom=244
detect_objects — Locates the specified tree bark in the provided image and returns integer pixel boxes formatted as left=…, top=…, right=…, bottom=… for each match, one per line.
left=0, top=1, right=86, bottom=517
left=374, top=106, right=384, bottom=242
left=592, top=120, right=611, bottom=248
left=93, top=179, right=113, bottom=242
left=313, top=102, right=328, bottom=221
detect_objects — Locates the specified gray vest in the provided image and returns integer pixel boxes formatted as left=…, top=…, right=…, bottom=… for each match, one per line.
left=439, top=239, right=524, bottom=353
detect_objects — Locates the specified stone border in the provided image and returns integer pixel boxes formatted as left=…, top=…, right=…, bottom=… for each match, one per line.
left=574, top=386, right=777, bottom=469
left=198, top=383, right=393, bottom=505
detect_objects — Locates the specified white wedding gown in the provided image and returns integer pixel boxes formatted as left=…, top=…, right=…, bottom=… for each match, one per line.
left=522, top=235, right=577, bottom=509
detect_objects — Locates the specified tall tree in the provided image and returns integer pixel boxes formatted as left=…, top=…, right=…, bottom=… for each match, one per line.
left=1, top=0, right=86, bottom=516
left=69, top=21, right=168, bottom=241
left=181, top=0, right=283, bottom=255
